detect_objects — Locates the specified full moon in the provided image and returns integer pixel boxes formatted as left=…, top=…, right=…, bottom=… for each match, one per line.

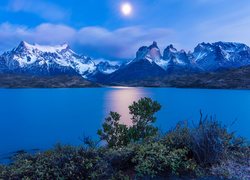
left=121, top=3, right=132, bottom=15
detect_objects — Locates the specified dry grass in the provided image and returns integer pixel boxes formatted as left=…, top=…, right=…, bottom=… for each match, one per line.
left=211, top=158, right=250, bottom=179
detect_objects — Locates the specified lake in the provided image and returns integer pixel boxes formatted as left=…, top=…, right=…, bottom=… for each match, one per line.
left=1, top=87, right=250, bottom=164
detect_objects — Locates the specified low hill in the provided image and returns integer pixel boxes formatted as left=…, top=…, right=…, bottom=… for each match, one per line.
left=0, top=73, right=102, bottom=88
left=111, top=65, right=250, bottom=89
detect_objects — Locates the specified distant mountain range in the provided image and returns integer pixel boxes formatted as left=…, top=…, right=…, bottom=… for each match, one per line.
left=0, top=41, right=118, bottom=81
left=103, top=41, right=250, bottom=82
left=0, top=40, right=250, bottom=88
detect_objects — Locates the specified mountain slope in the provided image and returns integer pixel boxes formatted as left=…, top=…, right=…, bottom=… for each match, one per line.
left=193, top=42, right=250, bottom=71
left=104, top=58, right=166, bottom=83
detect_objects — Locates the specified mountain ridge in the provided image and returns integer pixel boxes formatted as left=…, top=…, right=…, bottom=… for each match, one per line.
left=0, top=41, right=118, bottom=81
left=1, top=41, right=250, bottom=85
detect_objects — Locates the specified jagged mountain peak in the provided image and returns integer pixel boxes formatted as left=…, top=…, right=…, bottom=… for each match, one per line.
left=165, top=44, right=177, bottom=52
left=180, top=49, right=186, bottom=54
left=97, top=61, right=110, bottom=66
left=148, top=41, right=159, bottom=50
left=15, top=41, right=29, bottom=52
left=135, top=41, right=162, bottom=63
left=137, top=41, right=159, bottom=53
left=15, top=41, right=72, bottom=54
left=163, top=44, right=178, bottom=60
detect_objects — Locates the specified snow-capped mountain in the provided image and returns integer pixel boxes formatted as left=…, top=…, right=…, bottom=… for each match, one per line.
left=127, top=41, right=200, bottom=73
left=1, top=41, right=250, bottom=83
left=0, top=41, right=97, bottom=78
left=133, top=41, right=169, bottom=70
left=103, top=42, right=167, bottom=82
left=162, top=44, right=202, bottom=73
left=135, top=41, right=162, bottom=63
left=193, top=42, right=250, bottom=71
left=96, top=61, right=119, bottom=74
left=0, top=41, right=122, bottom=81
left=105, top=41, right=250, bottom=82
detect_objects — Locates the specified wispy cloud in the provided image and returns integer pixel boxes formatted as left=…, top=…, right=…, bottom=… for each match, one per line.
left=5, top=0, right=69, bottom=21
left=75, top=26, right=175, bottom=59
left=0, top=23, right=175, bottom=60
left=193, top=6, right=250, bottom=45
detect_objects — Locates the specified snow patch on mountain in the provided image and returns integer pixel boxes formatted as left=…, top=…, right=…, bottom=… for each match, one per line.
left=96, top=61, right=120, bottom=74
left=193, top=41, right=250, bottom=71
left=0, top=41, right=98, bottom=78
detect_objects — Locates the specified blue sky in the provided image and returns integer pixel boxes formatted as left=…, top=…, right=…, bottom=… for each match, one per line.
left=1, top=0, right=250, bottom=61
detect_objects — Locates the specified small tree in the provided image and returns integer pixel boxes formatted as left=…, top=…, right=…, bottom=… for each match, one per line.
left=128, top=97, right=162, bottom=141
left=97, top=97, right=162, bottom=148
left=97, top=111, right=129, bottom=148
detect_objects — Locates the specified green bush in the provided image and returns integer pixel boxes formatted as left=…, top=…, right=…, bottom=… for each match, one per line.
left=131, top=138, right=196, bottom=177
left=97, top=97, right=161, bottom=148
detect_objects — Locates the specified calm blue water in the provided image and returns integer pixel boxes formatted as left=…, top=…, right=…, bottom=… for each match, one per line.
left=1, top=87, right=250, bottom=164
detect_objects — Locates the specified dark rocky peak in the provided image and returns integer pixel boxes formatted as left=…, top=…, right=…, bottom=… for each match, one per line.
left=61, top=42, right=71, bottom=50
left=148, top=41, right=159, bottom=50
left=166, top=44, right=177, bottom=51
left=59, top=43, right=72, bottom=53
left=98, top=61, right=108, bottom=65
left=137, top=41, right=159, bottom=53
left=194, top=42, right=213, bottom=53
left=138, top=46, right=147, bottom=51
left=97, top=61, right=119, bottom=69
left=19, top=41, right=27, bottom=47
left=194, top=43, right=205, bottom=52
left=163, top=44, right=178, bottom=60
left=97, top=61, right=111, bottom=67
left=136, top=46, right=148, bottom=59
left=15, top=41, right=29, bottom=52
left=180, top=49, right=186, bottom=54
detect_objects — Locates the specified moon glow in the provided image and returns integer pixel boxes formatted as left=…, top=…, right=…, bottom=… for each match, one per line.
left=121, top=3, right=132, bottom=15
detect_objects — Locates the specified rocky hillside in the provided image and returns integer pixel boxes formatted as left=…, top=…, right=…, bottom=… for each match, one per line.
left=111, top=65, right=250, bottom=89
left=0, top=73, right=102, bottom=88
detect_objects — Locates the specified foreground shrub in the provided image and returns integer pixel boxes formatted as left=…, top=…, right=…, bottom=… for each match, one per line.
left=131, top=135, right=197, bottom=178
left=190, top=112, right=249, bottom=167
left=0, top=143, right=110, bottom=179
left=97, top=97, right=161, bottom=148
